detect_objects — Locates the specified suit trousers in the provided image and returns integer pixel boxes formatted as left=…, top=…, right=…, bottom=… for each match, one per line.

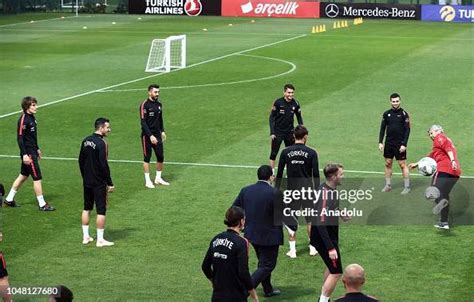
left=251, top=244, right=279, bottom=294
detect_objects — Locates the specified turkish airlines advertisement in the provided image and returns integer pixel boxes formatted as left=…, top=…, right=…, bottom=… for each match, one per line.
left=222, top=0, right=320, bottom=18
left=129, top=0, right=222, bottom=16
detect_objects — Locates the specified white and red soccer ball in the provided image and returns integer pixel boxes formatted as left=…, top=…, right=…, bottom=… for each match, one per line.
left=418, top=157, right=437, bottom=176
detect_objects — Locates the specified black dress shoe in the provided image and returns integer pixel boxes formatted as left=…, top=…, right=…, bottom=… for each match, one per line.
left=264, top=289, right=281, bottom=297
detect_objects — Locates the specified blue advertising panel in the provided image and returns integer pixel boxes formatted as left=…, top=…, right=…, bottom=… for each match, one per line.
left=422, top=5, right=474, bottom=22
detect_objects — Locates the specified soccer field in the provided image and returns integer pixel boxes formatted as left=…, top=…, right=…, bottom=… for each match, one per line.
left=0, top=13, right=473, bottom=301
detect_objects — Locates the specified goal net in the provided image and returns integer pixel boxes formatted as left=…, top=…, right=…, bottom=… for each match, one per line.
left=145, top=35, right=186, bottom=73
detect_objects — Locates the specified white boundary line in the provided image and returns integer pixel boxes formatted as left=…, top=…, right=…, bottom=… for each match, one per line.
left=1, top=154, right=472, bottom=178
left=0, top=16, right=79, bottom=28
left=99, top=54, right=297, bottom=92
left=0, top=34, right=306, bottom=120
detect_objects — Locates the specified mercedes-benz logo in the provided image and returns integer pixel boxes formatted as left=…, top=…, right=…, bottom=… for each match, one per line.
left=325, top=3, right=339, bottom=18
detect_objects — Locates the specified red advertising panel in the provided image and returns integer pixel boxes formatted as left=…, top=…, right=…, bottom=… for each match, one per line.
left=222, top=0, right=320, bottom=18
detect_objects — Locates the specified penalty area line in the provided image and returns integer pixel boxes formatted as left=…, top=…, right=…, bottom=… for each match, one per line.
left=1, top=154, right=471, bottom=178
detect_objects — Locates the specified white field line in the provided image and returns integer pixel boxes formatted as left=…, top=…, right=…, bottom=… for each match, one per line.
left=99, top=54, right=296, bottom=92
left=1, top=154, right=472, bottom=178
left=0, top=16, right=79, bottom=28
left=0, top=34, right=306, bottom=120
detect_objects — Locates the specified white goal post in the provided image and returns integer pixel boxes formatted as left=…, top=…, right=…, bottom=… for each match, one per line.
left=145, top=35, right=187, bottom=73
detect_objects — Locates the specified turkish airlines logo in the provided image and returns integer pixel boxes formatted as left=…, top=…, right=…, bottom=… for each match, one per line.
left=439, top=5, right=455, bottom=22
left=325, top=3, right=339, bottom=18
left=240, top=1, right=300, bottom=16
left=184, top=0, right=202, bottom=16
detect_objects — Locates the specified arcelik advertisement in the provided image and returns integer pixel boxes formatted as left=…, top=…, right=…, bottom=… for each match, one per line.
left=221, top=0, right=320, bottom=19
left=129, top=0, right=222, bottom=16
left=321, top=2, right=420, bottom=20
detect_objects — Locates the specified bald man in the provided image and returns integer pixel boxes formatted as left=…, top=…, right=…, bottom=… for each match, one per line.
left=335, top=264, right=378, bottom=302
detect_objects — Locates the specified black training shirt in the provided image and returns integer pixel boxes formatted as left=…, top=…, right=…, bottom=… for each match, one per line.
left=17, top=112, right=39, bottom=156
left=276, top=143, right=320, bottom=190
left=311, top=183, right=340, bottom=251
left=202, top=229, right=254, bottom=302
left=78, top=133, right=113, bottom=188
left=139, top=98, right=164, bottom=137
left=269, top=97, right=303, bottom=136
left=378, top=108, right=410, bottom=146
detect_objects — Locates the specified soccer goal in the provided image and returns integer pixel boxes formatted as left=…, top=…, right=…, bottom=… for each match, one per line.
left=145, top=35, right=187, bottom=73
left=60, top=0, right=84, bottom=9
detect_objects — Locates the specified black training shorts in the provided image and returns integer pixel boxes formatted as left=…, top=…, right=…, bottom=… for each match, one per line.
left=83, top=186, right=107, bottom=215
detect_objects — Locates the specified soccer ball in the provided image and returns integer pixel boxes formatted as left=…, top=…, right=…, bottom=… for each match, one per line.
left=424, top=186, right=440, bottom=199
left=418, top=157, right=437, bottom=176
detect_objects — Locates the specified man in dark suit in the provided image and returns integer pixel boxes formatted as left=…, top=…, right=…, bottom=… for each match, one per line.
left=233, top=165, right=283, bottom=298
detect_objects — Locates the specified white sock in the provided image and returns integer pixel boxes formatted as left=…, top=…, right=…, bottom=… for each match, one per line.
left=404, top=177, right=410, bottom=188
left=289, top=240, right=296, bottom=252
left=97, top=229, right=104, bottom=241
left=385, top=177, right=392, bottom=186
left=144, top=173, right=152, bottom=183
left=5, top=189, right=17, bottom=202
left=82, top=225, right=90, bottom=239
left=156, top=171, right=162, bottom=179
left=37, top=195, right=46, bottom=207
left=319, top=294, right=329, bottom=302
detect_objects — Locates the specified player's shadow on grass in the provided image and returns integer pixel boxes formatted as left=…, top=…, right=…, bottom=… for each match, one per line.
left=406, top=177, right=429, bottom=191
left=106, top=227, right=137, bottom=240
left=260, top=285, right=314, bottom=301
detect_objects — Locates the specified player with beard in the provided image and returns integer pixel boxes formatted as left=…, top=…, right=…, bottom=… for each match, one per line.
left=139, top=84, right=169, bottom=188
left=378, top=93, right=411, bottom=194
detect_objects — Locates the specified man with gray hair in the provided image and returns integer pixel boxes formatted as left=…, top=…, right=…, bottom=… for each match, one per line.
left=334, top=264, right=379, bottom=302
left=409, top=124, right=461, bottom=230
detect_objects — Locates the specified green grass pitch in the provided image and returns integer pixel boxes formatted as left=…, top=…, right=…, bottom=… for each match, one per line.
left=0, top=13, right=473, bottom=301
